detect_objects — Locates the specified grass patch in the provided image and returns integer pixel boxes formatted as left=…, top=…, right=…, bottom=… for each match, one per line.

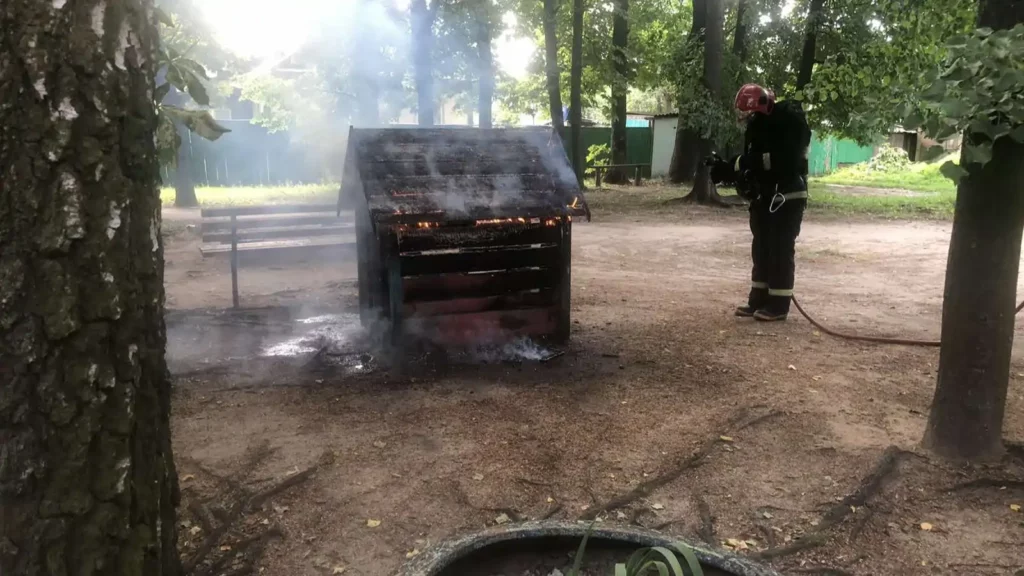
left=807, top=186, right=955, bottom=219
left=160, top=184, right=337, bottom=207
left=817, top=155, right=958, bottom=194
left=585, top=182, right=955, bottom=220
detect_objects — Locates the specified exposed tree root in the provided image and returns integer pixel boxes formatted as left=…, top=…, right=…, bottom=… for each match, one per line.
left=183, top=453, right=330, bottom=575
left=541, top=503, right=563, bottom=520
left=948, top=477, right=1024, bottom=491
left=754, top=445, right=909, bottom=560
left=579, top=407, right=781, bottom=520
left=695, top=494, right=716, bottom=545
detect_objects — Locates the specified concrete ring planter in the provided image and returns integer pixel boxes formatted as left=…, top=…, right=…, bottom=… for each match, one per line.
left=396, top=520, right=782, bottom=576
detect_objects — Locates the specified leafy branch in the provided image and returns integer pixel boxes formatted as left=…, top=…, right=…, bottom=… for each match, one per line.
left=154, top=7, right=230, bottom=165
left=904, top=24, right=1024, bottom=182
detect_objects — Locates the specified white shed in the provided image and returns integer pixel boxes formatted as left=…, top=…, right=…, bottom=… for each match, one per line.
left=650, top=114, right=679, bottom=178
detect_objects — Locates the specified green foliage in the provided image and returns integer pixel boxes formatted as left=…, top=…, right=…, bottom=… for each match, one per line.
left=799, top=0, right=976, bottom=144
left=154, top=7, right=231, bottom=165
left=904, top=24, right=1024, bottom=182
left=235, top=75, right=299, bottom=133
left=866, top=144, right=912, bottom=173
left=587, top=143, right=611, bottom=167
left=820, top=156, right=957, bottom=194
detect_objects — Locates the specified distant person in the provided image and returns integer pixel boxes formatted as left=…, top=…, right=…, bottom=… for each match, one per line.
left=708, top=84, right=812, bottom=321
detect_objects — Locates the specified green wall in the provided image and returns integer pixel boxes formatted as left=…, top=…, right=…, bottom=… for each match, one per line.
left=808, top=134, right=876, bottom=176
left=562, top=126, right=654, bottom=177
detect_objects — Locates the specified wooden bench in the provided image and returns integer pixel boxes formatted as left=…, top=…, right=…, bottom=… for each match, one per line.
left=199, top=204, right=355, bottom=308
left=593, top=163, right=651, bottom=187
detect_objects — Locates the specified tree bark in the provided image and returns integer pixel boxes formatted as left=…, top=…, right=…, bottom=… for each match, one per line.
left=352, top=0, right=381, bottom=127
left=923, top=0, right=1024, bottom=461
left=411, top=0, right=436, bottom=126
left=604, top=0, right=631, bottom=185
left=569, top=0, right=584, bottom=185
left=683, top=0, right=727, bottom=204
left=668, top=0, right=707, bottom=183
left=0, top=1, right=179, bottom=575
left=732, top=0, right=748, bottom=64
left=173, top=126, right=198, bottom=207
left=796, top=0, right=825, bottom=90
left=543, top=0, right=565, bottom=138
left=478, top=17, right=494, bottom=129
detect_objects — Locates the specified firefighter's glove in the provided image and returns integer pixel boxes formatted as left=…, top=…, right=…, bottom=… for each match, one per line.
left=707, top=154, right=734, bottom=185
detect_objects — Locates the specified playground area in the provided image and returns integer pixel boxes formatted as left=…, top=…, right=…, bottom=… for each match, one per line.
left=164, top=189, right=1024, bottom=576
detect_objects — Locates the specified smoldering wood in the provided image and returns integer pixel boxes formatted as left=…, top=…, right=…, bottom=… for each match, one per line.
left=342, top=127, right=588, bottom=348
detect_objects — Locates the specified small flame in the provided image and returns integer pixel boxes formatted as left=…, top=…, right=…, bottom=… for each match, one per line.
left=416, top=221, right=437, bottom=229
left=474, top=217, right=528, bottom=227
left=544, top=218, right=558, bottom=227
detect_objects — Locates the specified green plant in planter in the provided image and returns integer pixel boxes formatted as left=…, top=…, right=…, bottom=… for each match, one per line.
left=566, top=523, right=705, bottom=576
left=613, top=544, right=705, bottom=576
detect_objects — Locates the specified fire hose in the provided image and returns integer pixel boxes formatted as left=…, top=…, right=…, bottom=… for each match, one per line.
left=790, top=295, right=1024, bottom=347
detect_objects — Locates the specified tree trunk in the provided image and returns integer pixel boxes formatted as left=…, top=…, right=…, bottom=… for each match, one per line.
left=353, top=0, right=381, bottom=126
left=478, top=18, right=494, bottom=129
left=796, top=0, right=825, bottom=90
left=411, top=0, right=436, bottom=126
left=683, top=0, right=727, bottom=205
left=923, top=0, right=1024, bottom=461
left=569, top=0, right=584, bottom=185
left=173, top=126, right=198, bottom=207
left=543, top=0, right=565, bottom=138
left=0, top=1, right=179, bottom=575
left=604, top=0, right=631, bottom=185
left=732, top=0, right=748, bottom=64
left=668, top=0, right=707, bottom=183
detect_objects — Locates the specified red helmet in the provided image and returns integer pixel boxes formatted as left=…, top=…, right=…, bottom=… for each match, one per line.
left=735, top=83, right=775, bottom=115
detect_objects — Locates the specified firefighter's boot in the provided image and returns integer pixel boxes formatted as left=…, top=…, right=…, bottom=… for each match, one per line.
left=735, top=285, right=768, bottom=317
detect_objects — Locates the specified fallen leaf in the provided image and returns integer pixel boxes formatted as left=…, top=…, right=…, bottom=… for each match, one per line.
left=406, top=549, right=420, bottom=559
left=724, top=538, right=748, bottom=550
left=652, top=503, right=665, bottom=510
left=494, top=513, right=510, bottom=525
left=762, top=511, right=774, bottom=519
left=812, top=376, right=822, bottom=382
left=373, top=440, right=386, bottom=449
left=719, top=436, right=734, bottom=443
left=472, top=473, right=484, bottom=481
left=546, top=497, right=555, bottom=503
left=788, top=365, right=797, bottom=371
left=367, top=519, right=381, bottom=528
left=1011, top=504, right=1021, bottom=512
left=286, top=466, right=300, bottom=476
left=850, top=505, right=858, bottom=513
left=616, top=511, right=627, bottom=520
left=219, top=545, right=232, bottom=552
left=919, top=522, right=933, bottom=531
left=332, top=566, right=346, bottom=575
left=181, top=474, right=195, bottom=482
left=189, top=525, right=202, bottom=535
left=261, top=518, right=270, bottom=525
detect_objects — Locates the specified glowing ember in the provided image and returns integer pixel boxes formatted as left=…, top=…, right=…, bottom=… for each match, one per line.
left=474, top=217, right=529, bottom=227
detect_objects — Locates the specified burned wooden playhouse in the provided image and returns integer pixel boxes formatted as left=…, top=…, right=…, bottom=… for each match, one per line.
left=339, top=127, right=589, bottom=346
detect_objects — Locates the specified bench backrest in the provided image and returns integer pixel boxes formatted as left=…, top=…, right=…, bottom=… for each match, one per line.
left=199, top=204, right=352, bottom=245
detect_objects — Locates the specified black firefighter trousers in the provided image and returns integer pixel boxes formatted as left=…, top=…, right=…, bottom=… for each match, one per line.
left=747, top=195, right=806, bottom=315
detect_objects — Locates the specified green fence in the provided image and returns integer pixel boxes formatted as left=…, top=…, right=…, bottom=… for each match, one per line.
left=808, top=134, right=876, bottom=176
left=561, top=126, right=654, bottom=177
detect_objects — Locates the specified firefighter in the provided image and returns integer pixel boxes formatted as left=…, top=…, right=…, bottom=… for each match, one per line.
left=708, top=83, right=812, bottom=321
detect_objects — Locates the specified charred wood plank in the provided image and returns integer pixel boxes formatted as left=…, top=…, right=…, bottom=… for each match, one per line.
left=399, top=246, right=560, bottom=277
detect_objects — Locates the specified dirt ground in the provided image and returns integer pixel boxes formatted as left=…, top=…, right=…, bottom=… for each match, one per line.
left=163, top=200, right=1024, bottom=576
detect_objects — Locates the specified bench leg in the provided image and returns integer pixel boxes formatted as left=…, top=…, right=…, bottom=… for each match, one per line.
left=231, top=215, right=239, bottom=308
left=595, top=168, right=603, bottom=188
